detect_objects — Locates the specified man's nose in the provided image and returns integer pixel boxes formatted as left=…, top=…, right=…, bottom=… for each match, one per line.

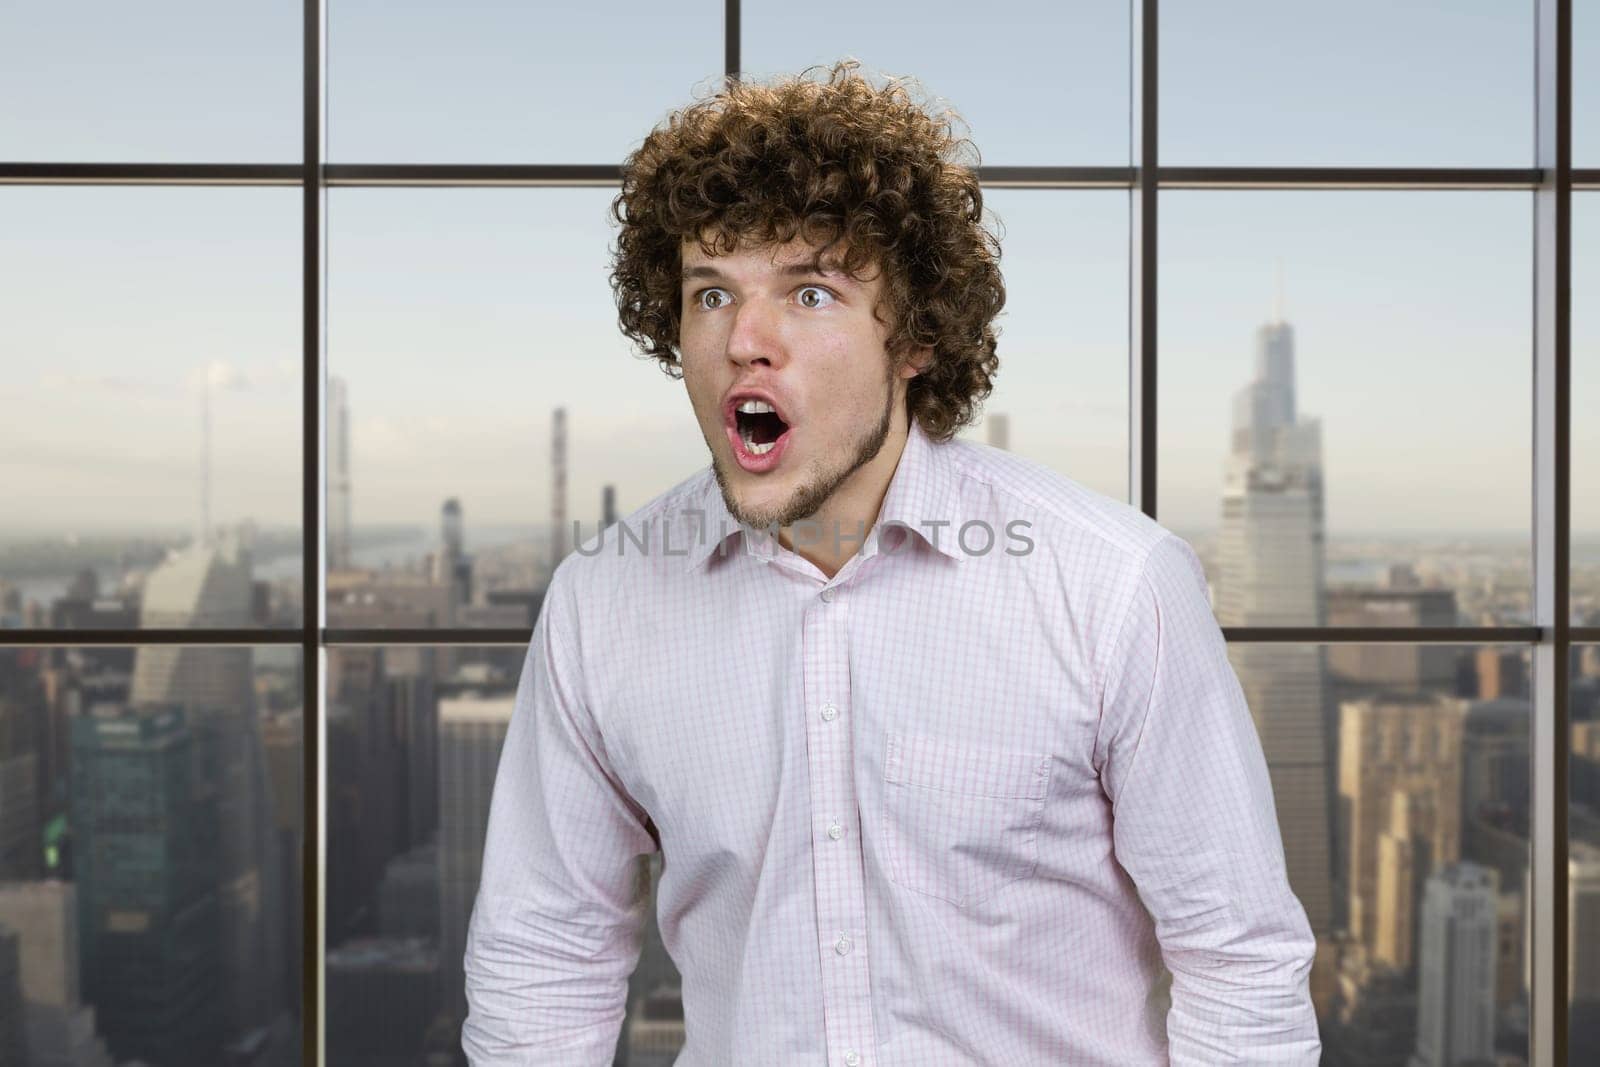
left=725, top=297, right=785, bottom=368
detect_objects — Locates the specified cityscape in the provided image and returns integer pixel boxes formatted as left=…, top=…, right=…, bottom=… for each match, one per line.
left=4, top=3, right=1597, bottom=1062
left=2, top=306, right=1599, bottom=1066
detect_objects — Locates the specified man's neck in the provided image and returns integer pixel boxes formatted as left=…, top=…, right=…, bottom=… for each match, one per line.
left=779, top=423, right=912, bottom=579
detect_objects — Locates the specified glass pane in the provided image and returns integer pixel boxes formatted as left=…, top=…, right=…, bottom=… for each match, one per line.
left=325, top=643, right=680, bottom=1063
left=1580, top=0, right=1600, bottom=166
left=1574, top=645, right=1600, bottom=1063
left=1219, top=643, right=1530, bottom=1061
left=954, top=190, right=1128, bottom=503
left=742, top=0, right=1129, bottom=166
left=1576, top=195, right=1600, bottom=624
left=327, top=188, right=704, bottom=629
left=0, top=0, right=300, bottom=164
left=1159, top=191, right=1531, bottom=627
left=1162, top=1, right=1533, bottom=167
left=328, top=1, right=721, bottom=164
left=0, top=188, right=304, bottom=630
left=0, top=645, right=303, bottom=1064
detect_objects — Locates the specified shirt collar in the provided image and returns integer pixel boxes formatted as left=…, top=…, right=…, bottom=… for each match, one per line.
left=872, top=417, right=968, bottom=564
left=681, top=418, right=966, bottom=574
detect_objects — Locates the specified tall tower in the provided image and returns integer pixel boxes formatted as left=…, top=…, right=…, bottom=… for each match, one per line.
left=0, top=925, right=22, bottom=1067
left=127, top=532, right=287, bottom=1043
left=1572, top=842, right=1600, bottom=1047
left=551, top=407, right=568, bottom=570
left=328, top=376, right=353, bottom=570
left=602, top=485, right=617, bottom=532
left=131, top=531, right=256, bottom=716
left=1214, top=315, right=1334, bottom=936
left=0, top=881, right=116, bottom=1067
left=437, top=696, right=514, bottom=1026
left=433, top=498, right=471, bottom=612
left=1411, top=863, right=1497, bottom=1067
left=441, top=498, right=463, bottom=564
left=1339, top=694, right=1465, bottom=966
left=0, top=655, right=42, bottom=881
left=200, top=366, right=213, bottom=548
left=985, top=412, right=1010, bottom=451
left=72, top=707, right=224, bottom=1065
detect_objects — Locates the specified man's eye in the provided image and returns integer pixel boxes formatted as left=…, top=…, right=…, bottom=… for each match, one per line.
left=797, top=286, right=836, bottom=309
left=697, top=288, right=731, bottom=310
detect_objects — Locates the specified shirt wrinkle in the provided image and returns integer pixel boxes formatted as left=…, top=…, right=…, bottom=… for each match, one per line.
left=1106, top=541, right=1171, bottom=817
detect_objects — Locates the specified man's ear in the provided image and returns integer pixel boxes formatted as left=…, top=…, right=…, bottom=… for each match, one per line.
left=898, top=345, right=933, bottom=379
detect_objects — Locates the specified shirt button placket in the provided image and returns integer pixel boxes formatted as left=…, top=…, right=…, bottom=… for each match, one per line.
left=803, top=582, right=875, bottom=1064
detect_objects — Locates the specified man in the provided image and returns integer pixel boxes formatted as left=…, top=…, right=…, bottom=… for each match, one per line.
left=462, top=61, right=1320, bottom=1065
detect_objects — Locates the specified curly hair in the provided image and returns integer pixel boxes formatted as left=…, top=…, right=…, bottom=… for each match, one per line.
left=608, top=59, right=1005, bottom=442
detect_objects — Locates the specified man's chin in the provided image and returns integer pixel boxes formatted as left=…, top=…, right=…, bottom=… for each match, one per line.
left=715, top=475, right=810, bottom=531
left=723, top=491, right=797, bottom=532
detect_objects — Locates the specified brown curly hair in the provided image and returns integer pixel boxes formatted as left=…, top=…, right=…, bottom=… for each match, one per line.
left=608, top=60, right=1005, bottom=442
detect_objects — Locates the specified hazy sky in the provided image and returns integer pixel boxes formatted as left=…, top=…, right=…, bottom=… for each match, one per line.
left=1, top=1, right=1596, bottom=544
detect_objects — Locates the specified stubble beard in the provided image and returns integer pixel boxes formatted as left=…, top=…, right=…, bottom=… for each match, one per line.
left=711, top=363, right=898, bottom=532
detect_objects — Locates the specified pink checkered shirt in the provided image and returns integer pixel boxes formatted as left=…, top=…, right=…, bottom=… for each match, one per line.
left=462, top=419, right=1321, bottom=1065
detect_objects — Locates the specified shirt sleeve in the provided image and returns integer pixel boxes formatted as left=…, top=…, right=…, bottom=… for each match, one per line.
left=1094, top=534, right=1322, bottom=1065
left=461, top=562, right=660, bottom=1065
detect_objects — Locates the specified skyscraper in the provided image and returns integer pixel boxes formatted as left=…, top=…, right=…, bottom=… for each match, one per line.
left=71, top=707, right=222, bottom=1065
left=0, top=729, right=40, bottom=882
left=984, top=412, right=1010, bottom=451
left=1214, top=316, right=1334, bottom=935
left=1324, top=585, right=1458, bottom=696
left=325, top=650, right=405, bottom=942
left=1411, top=863, right=1497, bottom=1067
left=438, top=695, right=514, bottom=1026
left=1572, top=843, right=1600, bottom=1052
left=126, top=531, right=287, bottom=1043
left=0, top=651, right=46, bottom=881
left=329, top=375, right=354, bottom=571
left=0, top=880, right=115, bottom=1067
left=551, top=407, right=568, bottom=571
left=1460, top=698, right=1531, bottom=894
left=0, top=924, right=24, bottom=1067
left=1338, top=694, right=1465, bottom=969
left=432, top=497, right=471, bottom=616
left=130, top=530, right=255, bottom=713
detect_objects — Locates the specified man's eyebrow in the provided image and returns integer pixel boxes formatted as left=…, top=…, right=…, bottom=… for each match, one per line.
left=680, top=259, right=855, bottom=284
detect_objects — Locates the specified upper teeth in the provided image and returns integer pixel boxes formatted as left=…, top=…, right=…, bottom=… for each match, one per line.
left=736, top=399, right=776, bottom=415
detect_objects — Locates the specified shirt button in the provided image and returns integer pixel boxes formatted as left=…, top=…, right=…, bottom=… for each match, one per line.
left=844, top=1053, right=861, bottom=1067
left=820, top=702, right=838, bottom=722
left=828, top=820, right=843, bottom=840
left=834, top=934, right=852, bottom=955
left=820, top=587, right=835, bottom=603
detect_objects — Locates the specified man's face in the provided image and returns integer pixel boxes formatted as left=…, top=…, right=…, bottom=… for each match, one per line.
left=678, top=235, right=920, bottom=531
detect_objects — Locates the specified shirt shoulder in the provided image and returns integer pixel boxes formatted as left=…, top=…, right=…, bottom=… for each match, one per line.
left=941, top=437, right=1201, bottom=689
left=943, top=436, right=1176, bottom=571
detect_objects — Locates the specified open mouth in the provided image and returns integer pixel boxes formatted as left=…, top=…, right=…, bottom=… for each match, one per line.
left=725, top=397, right=795, bottom=473
left=733, top=404, right=790, bottom=456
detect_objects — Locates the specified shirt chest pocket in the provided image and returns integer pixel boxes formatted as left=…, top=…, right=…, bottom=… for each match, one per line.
left=880, top=730, right=1053, bottom=910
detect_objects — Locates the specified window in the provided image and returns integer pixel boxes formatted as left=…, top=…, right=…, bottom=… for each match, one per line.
left=1162, top=0, right=1534, bottom=167
left=0, top=3, right=1588, bottom=1065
